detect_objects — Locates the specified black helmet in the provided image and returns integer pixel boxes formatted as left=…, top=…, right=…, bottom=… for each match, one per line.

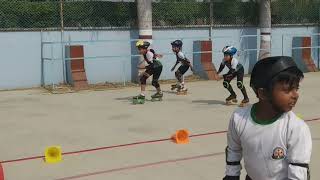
left=250, top=56, right=301, bottom=90
left=136, top=40, right=150, bottom=49
left=171, top=40, right=183, bottom=48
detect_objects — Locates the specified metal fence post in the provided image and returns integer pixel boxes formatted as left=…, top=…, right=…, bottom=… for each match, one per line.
left=60, top=0, right=66, bottom=84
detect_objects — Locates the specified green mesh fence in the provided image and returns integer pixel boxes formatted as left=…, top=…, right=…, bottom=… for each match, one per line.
left=0, top=0, right=318, bottom=31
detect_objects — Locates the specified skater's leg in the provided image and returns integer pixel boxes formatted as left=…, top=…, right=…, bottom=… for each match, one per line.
left=140, top=70, right=151, bottom=96
left=237, top=81, right=249, bottom=99
left=223, top=73, right=236, bottom=96
left=177, top=65, right=189, bottom=90
left=152, top=66, right=163, bottom=94
left=236, top=68, right=249, bottom=100
left=175, top=70, right=183, bottom=84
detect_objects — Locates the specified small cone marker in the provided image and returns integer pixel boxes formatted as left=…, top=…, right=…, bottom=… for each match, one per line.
left=45, top=146, right=62, bottom=164
left=172, top=129, right=190, bottom=144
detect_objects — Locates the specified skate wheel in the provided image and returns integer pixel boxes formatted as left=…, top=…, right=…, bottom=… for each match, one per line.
left=239, top=103, right=248, bottom=107
left=133, top=99, right=144, bottom=104
left=177, top=91, right=187, bottom=95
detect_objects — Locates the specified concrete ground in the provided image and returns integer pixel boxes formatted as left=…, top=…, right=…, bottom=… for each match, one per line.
left=0, top=72, right=319, bottom=180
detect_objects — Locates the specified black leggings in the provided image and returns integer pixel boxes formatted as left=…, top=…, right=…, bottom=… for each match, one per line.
left=222, top=66, right=248, bottom=99
left=177, top=65, right=189, bottom=75
left=140, top=65, right=163, bottom=88
left=175, top=65, right=189, bottom=82
left=223, top=67, right=244, bottom=83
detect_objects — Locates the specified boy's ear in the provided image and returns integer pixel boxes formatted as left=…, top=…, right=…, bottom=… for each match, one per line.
left=257, top=88, right=268, bottom=101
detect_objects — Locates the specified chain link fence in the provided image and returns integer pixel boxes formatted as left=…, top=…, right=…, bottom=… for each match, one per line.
left=272, top=0, right=320, bottom=25
left=0, top=0, right=319, bottom=31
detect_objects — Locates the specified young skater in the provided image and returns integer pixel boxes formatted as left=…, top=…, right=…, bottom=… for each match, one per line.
left=133, top=40, right=163, bottom=103
left=170, top=40, right=194, bottom=93
left=223, top=56, right=312, bottom=180
left=217, top=46, right=249, bottom=106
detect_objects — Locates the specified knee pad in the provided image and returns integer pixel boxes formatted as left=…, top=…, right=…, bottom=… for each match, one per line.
left=223, top=81, right=230, bottom=89
left=152, top=80, right=159, bottom=88
left=237, top=81, right=244, bottom=89
left=140, top=75, right=147, bottom=85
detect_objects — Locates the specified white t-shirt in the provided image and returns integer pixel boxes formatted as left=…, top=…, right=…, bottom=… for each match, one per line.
left=177, top=51, right=186, bottom=60
left=221, top=57, right=240, bottom=70
left=225, top=104, right=312, bottom=180
left=144, top=51, right=154, bottom=66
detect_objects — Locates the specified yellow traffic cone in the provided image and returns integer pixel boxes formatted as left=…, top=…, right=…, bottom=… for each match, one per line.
left=45, top=146, right=62, bottom=164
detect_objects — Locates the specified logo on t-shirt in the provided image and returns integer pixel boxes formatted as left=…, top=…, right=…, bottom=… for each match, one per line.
left=272, top=147, right=286, bottom=159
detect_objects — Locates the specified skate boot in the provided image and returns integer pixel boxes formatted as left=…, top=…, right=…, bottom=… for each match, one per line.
left=226, top=94, right=237, bottom=105
left=151, top=92, right=163, bottom=101
left=239, top=98, right=249, bottom=107
left=132, top=94, right=145, bottom=104
left=171, top=84, right=179, bottom=91
left=177, top=85, right=188, bottom=95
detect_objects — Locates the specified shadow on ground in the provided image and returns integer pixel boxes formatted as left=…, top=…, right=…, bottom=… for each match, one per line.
left=192, top=100, right=226, bottom=105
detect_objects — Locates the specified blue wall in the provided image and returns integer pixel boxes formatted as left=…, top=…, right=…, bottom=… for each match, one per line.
left=0, top=32, right=41, bottom=89
left=0, top=26, right=319, bottom=90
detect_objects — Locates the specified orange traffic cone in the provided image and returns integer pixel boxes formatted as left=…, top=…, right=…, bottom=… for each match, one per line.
left=0, top=163, right=4, bottom=180
left=172, top=129, right=190, bottom=144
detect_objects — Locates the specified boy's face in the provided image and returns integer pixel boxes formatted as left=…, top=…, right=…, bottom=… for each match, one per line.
left=223, top=54, right=232, bottom=61
left=269, top=82, right=300, bottom=112
left=172, top=46, right=179, bottom=52
left=138, top=48, right=147, bottom=54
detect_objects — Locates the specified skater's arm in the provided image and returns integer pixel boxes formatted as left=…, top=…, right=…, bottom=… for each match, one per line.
left=217, top=62, right=225, bottom=74
left=149, top=49, right=162, bottom=59
left=287, top=121, right=312, bottom=180
left=183, top=58, right=194, bottom=72
left=171, top=61, right=179, bottom=71
left=224, top=113, right=242, bottom=179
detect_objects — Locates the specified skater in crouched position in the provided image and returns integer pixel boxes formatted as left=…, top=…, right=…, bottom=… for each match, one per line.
left=170, top=40, right=194, bottom=94
left=223, top=56, right=312, bottom=180
left=217, top=46, right=249, bottom=106
left=133, top=40, right=163, bottom=103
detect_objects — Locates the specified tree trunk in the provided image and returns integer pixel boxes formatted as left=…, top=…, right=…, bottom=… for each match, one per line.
left=137, top=0, right=152, bottom=40
left=136, top=0, right=153, bottom=82
left=259, top=0, right=271, bottom=60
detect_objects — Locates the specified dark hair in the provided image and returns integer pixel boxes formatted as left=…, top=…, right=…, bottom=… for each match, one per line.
left=266, top=67, right=304, bottom=93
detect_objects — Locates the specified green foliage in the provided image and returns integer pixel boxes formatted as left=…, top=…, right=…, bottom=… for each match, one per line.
left=153, top=1, right=210, bottom=26
left=0, top=0, right=60, bottom=28
left=271, top=0, right=320, bottom=24
left=0, top=0, right=318, bottom=30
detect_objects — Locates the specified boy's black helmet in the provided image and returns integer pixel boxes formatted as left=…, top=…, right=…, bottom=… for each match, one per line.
left=171, top=40, right=183, bottom=48
left=250, top=56, right=300, bottom=90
